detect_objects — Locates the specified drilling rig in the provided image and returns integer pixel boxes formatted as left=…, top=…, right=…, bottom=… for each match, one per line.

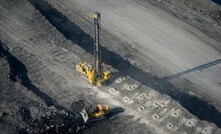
left=76, top=12, right=111, bottom=87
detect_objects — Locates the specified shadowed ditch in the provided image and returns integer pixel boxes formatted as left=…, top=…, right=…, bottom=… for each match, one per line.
left=30, top=0, right=221, bottom=127
left=0, top=40, right=88, bottom=133
left=0, top=40, right=62, bottom=109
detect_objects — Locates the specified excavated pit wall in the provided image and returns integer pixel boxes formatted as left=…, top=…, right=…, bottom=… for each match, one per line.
left=0, top=35, right=86, bottom=134
left=141, top=0, right=221, bottom=44
left=41, top=0, right=221, bottom=116
left=135, top=0, right=221, bottom=112
left=167, top=0, right=221, bottom=12
left=38, top=0, right=221, bottom=129
left=1, top=0, right=221, bottom=133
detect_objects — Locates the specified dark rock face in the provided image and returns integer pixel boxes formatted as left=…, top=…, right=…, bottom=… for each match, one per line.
left=35, top=109, right=86, bottom=134
left=212, top=0, right=221, bottom=5
left=155, top=0, right=221, bottom=24
left=209, top=10, right=221, bottom=23
left=0, top=41, right=86, bottom=134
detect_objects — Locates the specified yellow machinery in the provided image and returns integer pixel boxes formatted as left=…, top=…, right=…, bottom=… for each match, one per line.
left=76, top=12, right=111, bottom=86
left=90, top=104, right=110, bottom=118
left=80, top=104, right=111, bottom=123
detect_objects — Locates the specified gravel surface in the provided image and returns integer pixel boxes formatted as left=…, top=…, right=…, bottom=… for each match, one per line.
left=1, top=0, right=221, bottom=133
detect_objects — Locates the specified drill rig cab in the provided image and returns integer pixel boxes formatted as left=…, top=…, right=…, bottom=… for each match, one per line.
left=76, top=12, right=111, bottom=86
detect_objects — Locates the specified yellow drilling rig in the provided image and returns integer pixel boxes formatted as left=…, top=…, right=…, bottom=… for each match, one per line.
left=76, top=12, right=111, bottom=86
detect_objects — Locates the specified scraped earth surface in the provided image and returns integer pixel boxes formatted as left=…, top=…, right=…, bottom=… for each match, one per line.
left=51, top=0, right=221, bottom=110
left=0, top=0, right=221, bottom=133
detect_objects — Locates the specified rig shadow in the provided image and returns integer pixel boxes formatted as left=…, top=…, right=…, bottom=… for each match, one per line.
left=107, top=107, right=124, bottom=119
left=30, top=0, right=221, bottom=127
left=163, top=59, right=221, bottom=80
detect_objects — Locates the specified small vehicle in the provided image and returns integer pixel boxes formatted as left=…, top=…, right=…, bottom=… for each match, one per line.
left=80, top=104, right=110, bottom=123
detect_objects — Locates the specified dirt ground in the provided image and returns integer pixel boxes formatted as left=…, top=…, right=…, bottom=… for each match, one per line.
left=0, top=0, right=221, bottom=133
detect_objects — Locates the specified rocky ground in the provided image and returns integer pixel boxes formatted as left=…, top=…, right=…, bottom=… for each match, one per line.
left=0, top=41, right=87, bottom=133
left=144, top=0, right=221, bottom=49
left=0, top=0, right=221, bottom=133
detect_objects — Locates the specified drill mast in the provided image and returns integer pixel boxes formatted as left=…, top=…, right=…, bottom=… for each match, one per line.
left=93, top=12, right=102, bottom=78
left=76, top=12, right=111, bottom=86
